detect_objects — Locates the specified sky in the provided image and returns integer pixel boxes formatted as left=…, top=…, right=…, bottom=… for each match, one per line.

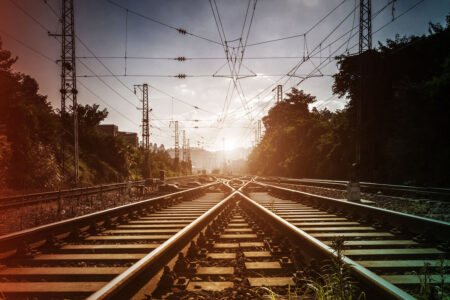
left=0, top=0, right=449, bottom=151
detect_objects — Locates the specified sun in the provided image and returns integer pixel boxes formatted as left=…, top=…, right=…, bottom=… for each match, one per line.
left=224, top=140, right=237, bottom=152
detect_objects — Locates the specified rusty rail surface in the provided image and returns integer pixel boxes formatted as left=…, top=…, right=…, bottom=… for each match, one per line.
left=0, top=175, right=198, bottom=209
left=88, top=182, right=241, bottom=299
left=238, top=188, right=414, bottom=300
left=0, top=182, right=217, bottom=255
left=255, top=181, right=450, bottom=243
left=260, top=177, right=450, bottom=201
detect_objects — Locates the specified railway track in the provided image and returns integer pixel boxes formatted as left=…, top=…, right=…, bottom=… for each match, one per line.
left=0, top=179, right=448, bottom=299
left=245, top=181, right=449, bottom=299
left=0, top=182, right=225, bottom=299
left=0, top=175, right=199, bottom=210
left=261, top=177, right=450, bottom=202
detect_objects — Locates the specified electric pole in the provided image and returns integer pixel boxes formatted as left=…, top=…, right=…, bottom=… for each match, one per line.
left=257, top=120, right=262, bottom=144
left=182, top=130, right=186, bottom=162
left=182, top=130, right=186, bottom=174
left=187, top=138, right=191, bottom=174
left=53, top=0, right=78, bottom=186
left=170, top=120, right=179, bottom=172
left=222, top=137, right=226, bottom=174
left=348, top=0, right=372, bottom=202
left=276, top=85, right=282, bottom=103
left=134, top=83, right=151, bottom=178
left=359, top=0, right=372, bottom=53
left=134, top=84, right=150, bottom=151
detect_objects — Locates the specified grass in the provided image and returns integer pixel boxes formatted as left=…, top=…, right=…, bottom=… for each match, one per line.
left=267, top=199, right=277, bottom=213
left=301, top=238, right=365, bottom=300
left=414, top=258, right=449, bottom=300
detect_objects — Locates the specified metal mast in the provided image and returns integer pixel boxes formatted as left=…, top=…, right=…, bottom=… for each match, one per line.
left=60, top=0, right=78, bottom=186
left=359, top=0, right=372, bottom=53
left=171, top=120, right=179, bottom=168
left=357, top=0, right=372, bottom=169
left=187, top=139, right=191, bottom=163
left=349, top=0, right=372, bottom=202
left=276, top=85, right=282, bottom=103
left=134, top=84, right=150, bottom=151
left=182, top=130, right=186, bottom=162
left=257, top=120, right=262, bottom=144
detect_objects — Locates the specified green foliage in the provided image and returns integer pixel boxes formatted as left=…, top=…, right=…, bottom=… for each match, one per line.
left=413, top=259, right=449, bottom=300
left=0, top=38, right=178, bottom=192
left=249, top=15, right=450, bottom=186
left=0, top=39, right=61, bottom=190
left=248, top=88, right=352, bottom=179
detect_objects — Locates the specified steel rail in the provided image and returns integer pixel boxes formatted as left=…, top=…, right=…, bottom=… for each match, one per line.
left=88, top=182, right=247, bottom=299
left=0, top=175, right=198, bottom=209
left=255, top=181, right=450, bottom=242
left=0, top=182, right=217, bottom=255
left=262, top=177, right=450, bottom=201
left=237, top=189, right=415, bottom=300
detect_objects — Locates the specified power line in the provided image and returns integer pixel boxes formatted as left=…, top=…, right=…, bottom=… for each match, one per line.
left=78, top=80, right=140, bottom=126
left=43, top=0, right=217, bottom=130
left=149, top=85, right=218, bottom=116
left=42, top=0, right=140, bottom=100
left=7, top=0, right=54, bottom=34
left=77, top=73, right=331, bottom=78
left=246, top=0, right=348, bottom=47
left=107, top=0, right=223, bottom=46
left=294, top=0, right=424, bottom=88
left=77, top=55, right=339, bottom=60
left=0, top=4, right=141, bottom=131
left=0, top=29, right=56, bottom=63
left=77, top=59, right=138, bottom=107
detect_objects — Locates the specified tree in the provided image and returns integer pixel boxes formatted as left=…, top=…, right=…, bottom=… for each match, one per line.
left=248, top=15, right=450, bottom=187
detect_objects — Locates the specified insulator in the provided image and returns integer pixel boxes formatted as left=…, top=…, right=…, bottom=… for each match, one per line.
left=176, top=57, right=186, bottom=61
left=177, top=28, right=187, bottom=35
left=176, top=74, right=186, bottom=79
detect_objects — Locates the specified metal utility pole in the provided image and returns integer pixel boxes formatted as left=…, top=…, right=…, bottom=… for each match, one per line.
left=222, top=137, right=226, bottom=174
left=348, top=0, right=372, bottom=202
left=134, top=84, right=150, bottom=151
left=359, top=0, right=372, bottom=53
left=170, top=120, right=179, bottom=169
left=54, top=0, right=78, bottom=186
left=187, top=139, right=191, bottom=163
left=357, top=0, right=372, bottom=165
left=187, top=138, right=191, bottom=174
left=257, top=120, right=262, bottom=144
left=182, top=130, right=186, bottom=162
left=276, top=85, right=282, bottom=103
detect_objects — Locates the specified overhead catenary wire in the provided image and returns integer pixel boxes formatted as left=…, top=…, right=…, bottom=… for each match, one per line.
left=227, top=0, right=403, bottom=120
left=246, top=0, right=425, bottom=119
left=43, top=0, right=218, bottom=121
left=246, top=0, right=348, bottom=47
left=5, top=0, right=430, bottom=150
left=1, top=1, right=141, bottom=130
left=0, top=28, right=56, bottom=63
left=107, top=0, right=223, bottom=46
left=77, top=55, right=340, bottom=60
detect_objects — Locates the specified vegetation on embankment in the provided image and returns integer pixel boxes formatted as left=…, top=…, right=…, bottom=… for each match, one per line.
left=0, top=38, right=185, bottom=194
left=248, top=16, right=450, bottom=187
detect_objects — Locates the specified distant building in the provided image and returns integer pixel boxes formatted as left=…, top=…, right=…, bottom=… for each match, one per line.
left=118, top=131, right=139, bottom=147
left=97, top=124, right=118, bottom=136
left=98, top=124, right=138, bottom=147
